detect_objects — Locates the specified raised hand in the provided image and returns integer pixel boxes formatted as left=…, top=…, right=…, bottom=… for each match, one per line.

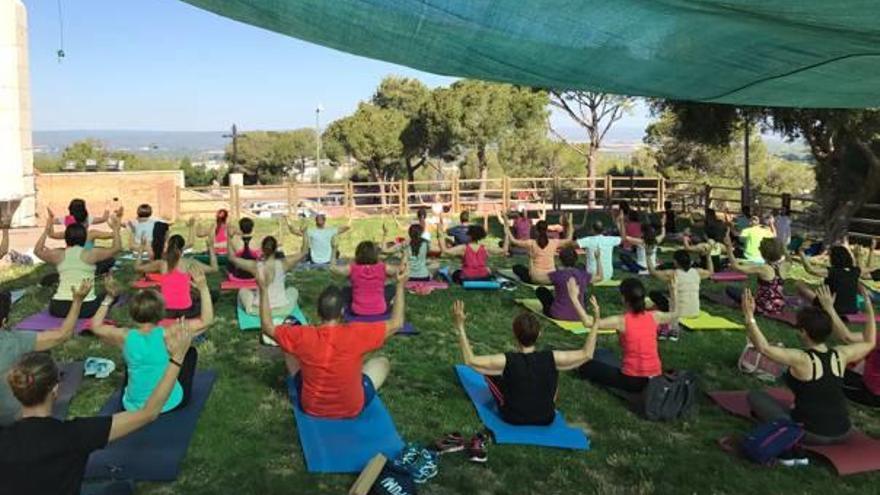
left=589, top=295, right=600, bottom=320
left=452, top=300, right=466, bottom=329
left=741, top=288, right=756, bottom=318
left=815, top=285, right=836, bottom=311
left=396, top=261, right=410, bottom=283
left=190, top=267, right=207, bottom=288
left=164, top=318, right=193, bottom=362
left=71, top=279, right=94, bottom=301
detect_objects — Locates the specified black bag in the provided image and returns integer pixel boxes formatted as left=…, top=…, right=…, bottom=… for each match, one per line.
left=640, top=371, right=699, bottom=421
left=370, top=464, right=418, bottom=495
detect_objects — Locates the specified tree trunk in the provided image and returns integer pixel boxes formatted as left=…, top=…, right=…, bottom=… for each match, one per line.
left=586, top=144, right=598, bottom=207
left=477, top=146, right=489, bottom=204
left=822, top=140, right=880, bottom=245
left=368, top=166, right=388, bottom=209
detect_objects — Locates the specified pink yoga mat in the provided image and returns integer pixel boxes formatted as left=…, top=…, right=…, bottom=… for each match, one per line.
left=708, top=388, right=880, bottom=475
left=405, top=280, right=449, bottom=295
left=132, top=279, right=159, bottom=289
left=701, top=292, right=799, bottom=326
left=711, top=271, right=748, bottom=282
left=158, top=318, right=202, bottom=328
left=842, top=313, right=880, bottom=324
left=221, top=279, right=257, bottom=290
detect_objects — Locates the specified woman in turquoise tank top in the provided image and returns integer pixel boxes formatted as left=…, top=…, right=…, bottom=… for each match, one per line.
left=90, top=272, right=214, bottom=412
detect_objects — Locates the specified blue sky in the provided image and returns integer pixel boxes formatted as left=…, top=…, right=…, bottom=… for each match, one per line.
left=24, top=0, right=650, bottom=133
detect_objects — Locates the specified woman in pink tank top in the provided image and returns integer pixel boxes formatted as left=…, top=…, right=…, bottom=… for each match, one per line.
left=438, top=224, right=506, bottom=284
left=331, top=241, right=403, bottom=316
left=135, top=233, right=220, bottom=319
left=577, top=277, right=680, bottom=393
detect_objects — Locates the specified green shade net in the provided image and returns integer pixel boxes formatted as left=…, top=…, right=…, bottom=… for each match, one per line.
left=180, top=1, right=880, bottom=108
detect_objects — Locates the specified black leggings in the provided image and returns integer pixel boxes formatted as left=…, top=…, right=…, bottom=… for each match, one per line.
left=577, top=360, right=649, bottom=394
left=120, top=347, right=198, bottom=413
left=49, top=296, right=105, bottom=318
left=341, top=285, right=396, bottom=315
left=164, top=290, right=219, bottom=320
left=536, top=286, right=555, bottom=317
left=512, top=264, right=533, bottom=284
left=843, top=369, right=880, bottom=408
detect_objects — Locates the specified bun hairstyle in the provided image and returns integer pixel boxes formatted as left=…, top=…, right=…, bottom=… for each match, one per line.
left=8, top=352, right=59, bottom=407
left=240, top=218, right=256, bottom=260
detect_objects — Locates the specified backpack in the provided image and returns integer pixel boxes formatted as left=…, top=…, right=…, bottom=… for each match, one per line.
left=740, top=419, right=804, bottom=465
left=641, top=371, right=699, bottom=421
left=738, top=340, right=787, bottom=382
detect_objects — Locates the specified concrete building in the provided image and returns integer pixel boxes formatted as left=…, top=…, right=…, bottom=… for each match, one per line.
left=0, top=0, right=36, bottom=226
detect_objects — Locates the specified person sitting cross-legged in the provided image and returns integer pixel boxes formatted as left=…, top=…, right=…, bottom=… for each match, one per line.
left=742, top=286, right=876, bottom=444
left=0, top=323, right=193, bottom=495
left=90, top=271, right=213, bottom=414
left=577, top=277, right=680, bottom=395
left=535, top=247, right=603, bottom=321
left=257, top=262, right=410, bottom=419
left=454, top=278, right=601, bottom=426
left=228, top=231, right=307, bottom=318
left=646, top=249, right=714, bottom=341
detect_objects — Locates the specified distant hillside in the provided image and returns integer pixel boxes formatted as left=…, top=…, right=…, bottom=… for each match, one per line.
left=33, top=130, right=228, bottom=157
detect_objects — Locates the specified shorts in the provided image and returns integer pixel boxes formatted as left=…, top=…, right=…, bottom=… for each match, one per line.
left=293, top=372, right=376, bottom=413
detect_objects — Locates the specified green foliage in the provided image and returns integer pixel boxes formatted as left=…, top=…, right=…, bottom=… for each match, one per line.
left=180, top=157, right=224, bottom=187
left=226, top=129, right=318, bottom=184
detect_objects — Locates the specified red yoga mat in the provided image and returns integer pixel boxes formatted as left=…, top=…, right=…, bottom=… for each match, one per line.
left=708, top=388, right=880, bottom=475
left=711, top=271, right=748, bottom=282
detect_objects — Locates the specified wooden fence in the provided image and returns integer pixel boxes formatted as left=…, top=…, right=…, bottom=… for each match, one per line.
left=172, top=175, right=839, bottom=236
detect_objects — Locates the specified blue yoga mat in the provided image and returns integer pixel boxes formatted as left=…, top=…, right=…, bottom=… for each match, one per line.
left=462, top=280, right=501, bottom=290
left=84, top=371, right=217, bottom=481
left=454, top=365, right=590, bottom=450
left=236, top=304, right=308, bottom=331
left=286, top=376, right=404, bottom=473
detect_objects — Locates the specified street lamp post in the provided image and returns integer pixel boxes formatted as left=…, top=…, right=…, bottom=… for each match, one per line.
left=315, top=105, right=323, bottom=204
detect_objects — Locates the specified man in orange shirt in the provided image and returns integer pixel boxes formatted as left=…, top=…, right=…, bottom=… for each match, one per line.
left=256, top=261, right=409, bottom=419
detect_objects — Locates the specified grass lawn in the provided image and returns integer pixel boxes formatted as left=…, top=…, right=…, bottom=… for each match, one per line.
left=2, top=215, right=879, bottom=494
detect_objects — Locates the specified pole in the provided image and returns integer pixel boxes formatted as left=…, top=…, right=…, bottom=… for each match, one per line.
left=223, top=124, right=239, bottom=176
left=743, top=117, right=751, bottom=212
left=315, top=105, right=323, bottom=204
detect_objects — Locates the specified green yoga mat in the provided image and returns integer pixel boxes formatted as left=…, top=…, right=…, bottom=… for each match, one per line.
left=191, top=253, right=229, bottom=266
left=679, top=311, right=744, bottom=331
left=515, top=299, right=616, bottom=335
left=236, top=304, right=308, bottom=331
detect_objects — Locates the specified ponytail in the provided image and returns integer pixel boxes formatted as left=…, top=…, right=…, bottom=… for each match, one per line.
left=535, top=220, right=549, bottom=249
left=165, top=235, right=185, bottom=270
left=241, top=236, right=255, bottom=260
left=409, top=224, right=424, bottom=258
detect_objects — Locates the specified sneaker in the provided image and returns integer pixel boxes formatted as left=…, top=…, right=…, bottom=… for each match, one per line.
left=778, top=450, right=809, bottom=467
left=658, top=325, right=669, bottom=341
left=668, top=323, right=681, bottom=342
left=467, top=433, right=488, bottom=463
left=392, top=443, right=422, bottom=472
left=433, top=432, right=465, bottom=454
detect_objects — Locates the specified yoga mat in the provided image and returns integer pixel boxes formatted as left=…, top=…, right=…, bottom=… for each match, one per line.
left=191, top=253, right=228, bottom=265
left=515, top=299, right=616, bottom=335
left=497, top=269, right=549, bottom=289
left=708, top=388, right=880, bottom=476
left=294, top=260, right=346, bottom=271
left=711, top=271, right=748, bottom=283
left=236, top=304, right=308, bottom=331
left=221, top=278, right=257, bottom=290
left=84, top=371, right=217, bottom=481
left=454, top=365, right=590, bottom=450
left=132, top=279, right=158, bottom=289
left=680, top=311, right=744, bottom=331
left=404, top=280, right=448, bottom=295
left=701, top=291, right=799, bottom=327
left=592, top=278, right=623, bottom=288
left=14, top=311, right=113, bottom=334
left=52, top=361, right=84, bottom=420
left=842, top=312, right=880, bottom=324
left=342, top=307, right=417, bottom=336
left=462, top=280, right=502, bottom=290
left=287, top=376, right=404, bottom=473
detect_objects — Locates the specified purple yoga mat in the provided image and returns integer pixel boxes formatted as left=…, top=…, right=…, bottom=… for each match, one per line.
left=14, top=296, right=127, bottom=333
left=342, top=307, right=417, bottom=335
left=843, top=313, right=880, bottom=324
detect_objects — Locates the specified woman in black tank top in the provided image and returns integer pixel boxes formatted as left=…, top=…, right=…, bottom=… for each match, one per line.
left=740, top=286, right=877, bottom=444
left=452, top=281, right=602, bottom=425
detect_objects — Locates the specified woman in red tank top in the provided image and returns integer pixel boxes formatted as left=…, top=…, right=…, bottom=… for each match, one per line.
left=438, top=224, right=506, bottom=284
left=577, top=277, right=680, bottom=393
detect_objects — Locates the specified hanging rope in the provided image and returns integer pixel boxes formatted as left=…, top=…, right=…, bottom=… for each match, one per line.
left=56, top=0, right=65, bottom=62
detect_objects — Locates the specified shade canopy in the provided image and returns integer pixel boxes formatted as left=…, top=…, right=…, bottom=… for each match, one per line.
left=181, top=0, right=880, bottom=108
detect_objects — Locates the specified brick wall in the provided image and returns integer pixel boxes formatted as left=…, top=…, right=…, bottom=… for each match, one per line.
left=35, top=170, right=183, bottom=223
